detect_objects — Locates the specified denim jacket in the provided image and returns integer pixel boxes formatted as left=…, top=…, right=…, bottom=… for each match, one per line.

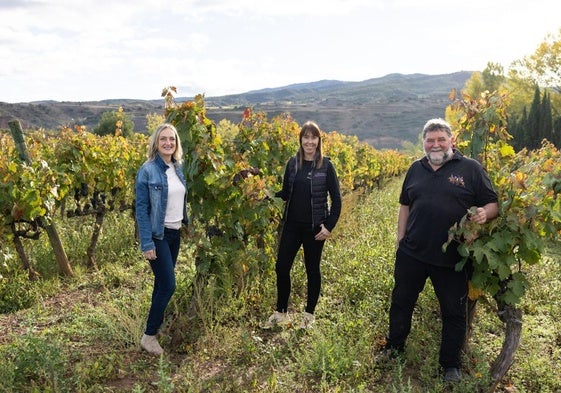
left=135, top=154, right=189, bottom=252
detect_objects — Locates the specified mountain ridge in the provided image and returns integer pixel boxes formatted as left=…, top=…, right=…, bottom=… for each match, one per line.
left=0, top=71, right=472, bottom=149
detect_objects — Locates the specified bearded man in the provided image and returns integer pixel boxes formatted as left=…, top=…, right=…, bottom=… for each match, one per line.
left=378, top=118, right=498, bottom=383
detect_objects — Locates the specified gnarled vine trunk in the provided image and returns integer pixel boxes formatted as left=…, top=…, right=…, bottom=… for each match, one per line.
left=489, top=302, right=522, bottom=392
left=465, top=299, right=522, bottom=392
left=12, top=231, right=40, bottom=280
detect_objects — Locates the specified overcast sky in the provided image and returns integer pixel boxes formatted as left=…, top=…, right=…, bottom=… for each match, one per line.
left=1, top=0, right=559, bottom=103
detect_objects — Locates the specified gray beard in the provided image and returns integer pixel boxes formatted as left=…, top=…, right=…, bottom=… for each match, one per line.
left=426, top=149, right=452, bottom=166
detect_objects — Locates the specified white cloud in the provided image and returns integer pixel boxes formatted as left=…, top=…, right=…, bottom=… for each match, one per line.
left=1, top=0, right=560, bottom=102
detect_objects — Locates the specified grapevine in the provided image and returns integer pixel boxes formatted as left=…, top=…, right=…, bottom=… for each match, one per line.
left=445, top=89, right=561, bottom=386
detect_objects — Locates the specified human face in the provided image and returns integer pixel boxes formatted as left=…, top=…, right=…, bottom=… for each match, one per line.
left=301, top=132, right=319, bottom=160
left=157, top=127, right=177, bottom=163
left=423, top=129, right=453, bottom=168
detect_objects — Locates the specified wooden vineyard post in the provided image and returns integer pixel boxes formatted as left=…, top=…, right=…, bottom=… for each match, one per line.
left=8, top=119, right=73, bottom=277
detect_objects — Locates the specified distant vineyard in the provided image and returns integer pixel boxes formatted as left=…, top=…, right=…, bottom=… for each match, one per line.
left=0, top=95, right=411, bottom=278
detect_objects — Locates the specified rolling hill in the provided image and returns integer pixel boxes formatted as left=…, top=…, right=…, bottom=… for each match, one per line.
left=0, top=71, right=472, bottom=149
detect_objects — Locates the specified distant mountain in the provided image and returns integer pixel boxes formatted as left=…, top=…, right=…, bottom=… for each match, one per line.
left=0, top=72, right=472, bottom=149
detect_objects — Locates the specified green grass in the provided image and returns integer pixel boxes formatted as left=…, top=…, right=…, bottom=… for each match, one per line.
left=1, top=177, right=560, bottom=392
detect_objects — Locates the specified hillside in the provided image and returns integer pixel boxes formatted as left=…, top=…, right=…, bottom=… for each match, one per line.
left=0, top=71, right=472, bottom=149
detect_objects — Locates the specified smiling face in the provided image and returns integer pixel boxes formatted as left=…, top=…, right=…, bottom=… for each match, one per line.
left=156, top=127, right=177, bottom=163
left=301, top=131, right=319, bottom=160
left=423, top=129, right=454, bottom=168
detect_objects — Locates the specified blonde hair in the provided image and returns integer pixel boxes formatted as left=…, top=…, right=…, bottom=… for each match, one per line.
left=146, top=123, right=183, bottom=165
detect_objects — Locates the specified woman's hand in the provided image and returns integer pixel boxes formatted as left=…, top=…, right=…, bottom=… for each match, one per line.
left=144, top=249, right=157, bottom=261
left=315, top=224, right=331, bottom=241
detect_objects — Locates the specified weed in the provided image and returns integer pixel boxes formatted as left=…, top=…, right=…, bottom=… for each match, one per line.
left=1, top=178, right=560, bottom=392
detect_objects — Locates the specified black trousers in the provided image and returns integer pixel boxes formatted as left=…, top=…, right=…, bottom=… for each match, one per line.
left=387, top=248, right=468, bottom=369
left=275, top=221, right=325, bottom=314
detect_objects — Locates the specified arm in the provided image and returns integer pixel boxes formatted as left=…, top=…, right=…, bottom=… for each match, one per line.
left=396, top=204, right=409, bottom=246
left=323, top=161, right=342, bottom=232
left=135, top=167, right=156, bottom=254
left=274, top=160, right=292, bottom=200
left=470, top=202, right=498, bottom=224
left=316, top=162, right=342, bottom=240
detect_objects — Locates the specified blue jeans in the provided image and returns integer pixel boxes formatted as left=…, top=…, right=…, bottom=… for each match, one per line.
left=145, top=227, right=180, bottom=336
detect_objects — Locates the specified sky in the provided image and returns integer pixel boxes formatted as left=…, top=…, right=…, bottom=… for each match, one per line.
left=1, top=0, right=560, bottom=103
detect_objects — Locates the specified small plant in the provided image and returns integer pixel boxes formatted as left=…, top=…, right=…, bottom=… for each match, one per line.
left=3, top=334, right=67, bottom=391
left=156, top=356, right=175, bottom=393
left=0, top=263, right=37, bottom=313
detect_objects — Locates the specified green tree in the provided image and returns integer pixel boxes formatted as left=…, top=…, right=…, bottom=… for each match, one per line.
left=92, top=107, right=134, bottom=137
left=463, top=63, right=507, bottom=98
left=482, top=62, right=506, bottom=92
left=463, top=71, right=486, bottom=97
left=527, top=86, right=543, bottom=149
left=510, top=28, right=561, bottom=94
left=542, top=90, right=554, bottom=143
left=510, top=106, right=528, bottom=151
left=508, top=28, right=561, bottom=123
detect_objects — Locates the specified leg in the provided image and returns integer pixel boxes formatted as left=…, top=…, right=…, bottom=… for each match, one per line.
left=166, top=227, right=181, bottom=268
left=430, top=266, right=468, bottom=369
left=145, top=229, right=179, bottom=336
left=275, top=221, right=303, bottom=313
left=386, top=249, right=428, bottom=351
left=301, top=225, right=325, bottom=314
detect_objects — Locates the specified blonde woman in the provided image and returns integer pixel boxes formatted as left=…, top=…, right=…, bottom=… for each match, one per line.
left=135, top=123, right=189, bottom=355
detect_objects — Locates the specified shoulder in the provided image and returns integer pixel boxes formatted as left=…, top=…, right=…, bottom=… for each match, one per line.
left=322, top=156, right=334, bottom=168
left=137, top=160, right=151, bottom=173
left=137, top=159, right=162, bottom=177
left=452, top=150, right=475, bottom=164
left=455, top=154, right=485, bottom=170
left=286, top=156, right=297, bottom=169
left=141, top=159, right=159, bottom=170
left=408, top=157, right=425, bottom=171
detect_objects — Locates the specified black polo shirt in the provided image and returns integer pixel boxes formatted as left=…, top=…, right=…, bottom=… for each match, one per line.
left=399, top=150, right=498, bottom=267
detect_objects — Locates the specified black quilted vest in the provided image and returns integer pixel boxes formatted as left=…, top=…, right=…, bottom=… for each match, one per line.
left=286, top=155, right=330, bottom=227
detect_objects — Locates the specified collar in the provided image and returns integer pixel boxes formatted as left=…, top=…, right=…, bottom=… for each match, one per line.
left=154, top=154, right=175, bottom=170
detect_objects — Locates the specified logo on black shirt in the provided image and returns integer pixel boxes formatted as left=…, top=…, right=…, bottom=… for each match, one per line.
left=448, top=174, right=465, bottom=187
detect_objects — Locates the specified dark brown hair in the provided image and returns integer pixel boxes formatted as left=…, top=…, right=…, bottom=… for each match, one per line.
left=298, top=121, right=324, bottom=168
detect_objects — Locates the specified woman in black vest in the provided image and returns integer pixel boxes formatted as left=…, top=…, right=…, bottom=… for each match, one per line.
left=263, top=121, right=342, bottom=329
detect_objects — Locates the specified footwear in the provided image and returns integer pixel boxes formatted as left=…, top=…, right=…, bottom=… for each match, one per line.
left=443, top=367, right=461, bottom=382
left=374, top=347, right=403, bottom=363
left=298, top=312, right=315, bottom=329
left=141, top=334, right=164, bottom=355
left=262, top=311, right=290, bottom=329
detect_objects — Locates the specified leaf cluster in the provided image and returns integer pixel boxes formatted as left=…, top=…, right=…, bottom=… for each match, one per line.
left=161, top=91, right=411, bottom=296
left=445, top=90, right=561, bottom=305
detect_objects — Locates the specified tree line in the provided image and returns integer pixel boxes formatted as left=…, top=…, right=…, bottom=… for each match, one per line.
left=462, top=28, right=561, bottom=152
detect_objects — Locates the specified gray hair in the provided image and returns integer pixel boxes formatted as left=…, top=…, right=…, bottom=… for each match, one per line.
left=422, top=118, right=452, bottom=139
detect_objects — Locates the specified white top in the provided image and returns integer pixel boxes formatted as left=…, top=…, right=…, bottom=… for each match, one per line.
left=164, top=165, right=186, bottom=230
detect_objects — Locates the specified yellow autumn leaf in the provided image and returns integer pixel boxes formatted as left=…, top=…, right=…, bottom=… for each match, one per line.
left=468, top=281, right=485, bottom=300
